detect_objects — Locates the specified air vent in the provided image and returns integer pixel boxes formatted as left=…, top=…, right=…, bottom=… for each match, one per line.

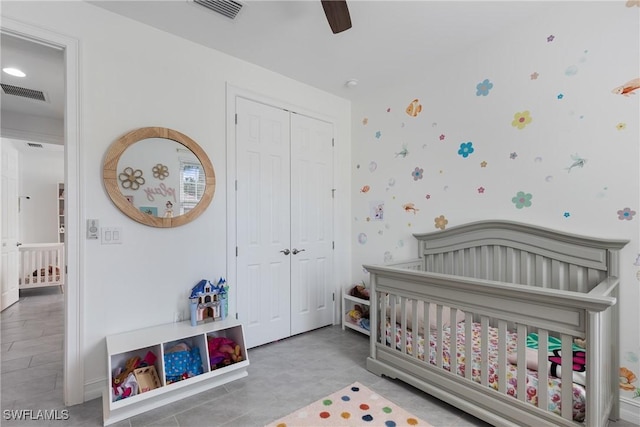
left=193, top=0, right=243, bottom=19
left=27, top=143, right=44, bottom=148
left=1, top=83, right=47, bottom=102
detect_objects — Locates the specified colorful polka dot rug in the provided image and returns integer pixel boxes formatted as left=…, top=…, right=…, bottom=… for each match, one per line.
left=265, top=382, right=431, bottom=427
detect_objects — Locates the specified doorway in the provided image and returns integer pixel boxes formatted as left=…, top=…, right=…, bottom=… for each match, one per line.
left=230, top=93, right=336, bottom=349
left=0, top=19, right=82, bottom=406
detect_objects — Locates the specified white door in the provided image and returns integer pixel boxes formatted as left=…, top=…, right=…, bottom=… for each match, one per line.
left=1, top=140, right=20, bottom=311
left=236, top=98, right=292, bottom=347
left=290, top=113, right=334, bottom=335
left=235, top=98, right=334, bottom=348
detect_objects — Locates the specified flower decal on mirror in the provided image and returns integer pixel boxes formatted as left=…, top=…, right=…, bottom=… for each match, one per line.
left=152, top=164, right=170, bottom=180
left=119, top=167, right=145, bottom=190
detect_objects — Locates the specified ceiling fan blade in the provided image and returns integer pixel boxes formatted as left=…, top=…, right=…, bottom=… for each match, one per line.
left=321, top=0, right=352, bottom=34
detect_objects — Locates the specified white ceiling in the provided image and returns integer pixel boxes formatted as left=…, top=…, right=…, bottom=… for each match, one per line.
left=0, top=1, right=552, bottom=125
left=0, top=33, right=65, bottom=120
left=90, top=0, right=551, bottom=101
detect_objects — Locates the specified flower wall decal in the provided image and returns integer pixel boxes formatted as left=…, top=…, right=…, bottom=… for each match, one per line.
left=458, top=142, right=474, bottom=158
left=511, top=111, right=533, bottom=129
left=512, top=191, right=533, bottom=209
left=411, top=167, right=424, bottom=181
left=434, top=215, right=448, bottom=230
left=617, top=207, right=636, bottom=221
left=476, top=79, right=494, bottom=96
left=119, top=167, right=145, bottom=190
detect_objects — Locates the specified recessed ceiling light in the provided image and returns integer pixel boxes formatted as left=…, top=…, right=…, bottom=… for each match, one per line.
left=3, top=68, right=26, bottom=77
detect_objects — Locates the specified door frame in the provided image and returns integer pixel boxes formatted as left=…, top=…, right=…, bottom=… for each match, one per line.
left=225, top=84, right=337, bottom=326
left=1, top=18, right=83, bottom=406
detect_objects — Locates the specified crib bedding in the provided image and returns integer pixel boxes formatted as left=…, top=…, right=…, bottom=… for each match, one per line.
left=20, top=274, right=62, bottom=285
left=385, top=320, right=586, bottom=422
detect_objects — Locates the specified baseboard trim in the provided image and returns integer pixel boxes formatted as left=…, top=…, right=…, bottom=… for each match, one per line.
left=620, top=397, right=640, bottom=424
left=84, top=378, right=104, bottom=403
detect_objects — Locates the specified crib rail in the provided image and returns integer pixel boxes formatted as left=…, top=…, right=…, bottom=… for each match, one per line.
left=18, top=243, right=65, bottom=292
left=413, top=221, right=627, bottom=293
left=365, top=264, right=617, bottom=427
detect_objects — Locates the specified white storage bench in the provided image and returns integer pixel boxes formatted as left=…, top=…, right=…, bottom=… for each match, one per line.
left=103, top=318, right=249, bottom=425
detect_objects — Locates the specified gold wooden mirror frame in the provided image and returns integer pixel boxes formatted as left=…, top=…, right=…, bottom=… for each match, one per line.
left=103, top=127, right=215, bottom=228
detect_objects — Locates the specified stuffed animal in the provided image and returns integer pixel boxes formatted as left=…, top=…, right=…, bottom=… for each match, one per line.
left=207, top=336, right=242, bottom=369
left=32, top=265, right=61, bottom=277
left=347, top=306, right=362, bottom=322
left=113, top=356, right=140, bottom=385
left=349, top=283, right=370, bottom=300
left=347, top=304, right=370, bottom=324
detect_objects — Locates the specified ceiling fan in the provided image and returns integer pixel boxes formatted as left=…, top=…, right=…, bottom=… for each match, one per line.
left=321, top=0, right=352, bottom=34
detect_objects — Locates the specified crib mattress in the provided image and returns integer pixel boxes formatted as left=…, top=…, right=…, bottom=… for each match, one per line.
left=385, top=320, right=586, bottom=422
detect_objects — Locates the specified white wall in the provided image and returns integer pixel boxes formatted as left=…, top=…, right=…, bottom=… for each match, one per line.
left=1, top=0, right=351, bottom=399
left=1, top=110, right=64, bottom=146
left=351, top=1, right=640, bottom=419
left=16, top=141, right=64, bottom=243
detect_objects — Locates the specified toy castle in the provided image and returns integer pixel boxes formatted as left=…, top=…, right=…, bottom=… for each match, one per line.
left=189, top=278, right=228, bottom=326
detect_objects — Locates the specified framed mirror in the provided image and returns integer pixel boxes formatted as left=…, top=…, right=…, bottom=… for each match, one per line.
left=103, top=127, right=215, bottom=227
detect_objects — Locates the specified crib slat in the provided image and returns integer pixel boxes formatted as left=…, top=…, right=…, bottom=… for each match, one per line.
left=506, top=248, right=514, bottom=284
left=516, top=323, right=527, bottom=402
left=456, top=249, right=464, bottom=276
left=561, top=334, right=573, bottom=420
left=400, top=297, right=407, bottom=355
left=469, top=247, right=478, bottom=278
left=497, top=320, right=507, bottom=393
left=436, top=305, right=443, bottom=368
left=450, top=308, right=458, bottom=376
left=411, top=299, right=418, bottom=359
left=380, top=291, right=387, bottom=347
left=538, top=329, right=549, bottom=411
left=465, top=313, right=472, bottom=380
left=519, top=250, right=529, bottom=285
left=551, top=260, right=561, bottom=290
left=480, top=246, right=488, bottom=279
left=534, top=254, right=544, bottom=288
left=569, top=264, right=578, bottom=293
left=492, top=246, right=500, bottom=281
left=480, top=316, right=489, bottom=386
left=423, top=301, right=430, bottom=364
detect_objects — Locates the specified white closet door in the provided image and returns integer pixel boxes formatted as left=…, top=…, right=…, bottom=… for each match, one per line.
left=236, top=97, right=292, bottom=348
left=289, top=113, right=334, bottom=335
left=1, top=140, right=20, bottom=311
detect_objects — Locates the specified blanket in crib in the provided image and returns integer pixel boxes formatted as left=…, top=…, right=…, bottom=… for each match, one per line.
left=385, top=321, right=586, bottom=422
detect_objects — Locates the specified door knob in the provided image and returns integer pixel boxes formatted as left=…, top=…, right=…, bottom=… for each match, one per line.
left=16, top=242, right=22, bottom=247
left=280, top=249, right=290, bottom=255
left=292, top=248, right=306, bottom=255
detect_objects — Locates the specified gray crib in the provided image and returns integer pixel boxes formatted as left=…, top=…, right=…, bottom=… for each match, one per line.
left=364, top=220, right=628, bottom=427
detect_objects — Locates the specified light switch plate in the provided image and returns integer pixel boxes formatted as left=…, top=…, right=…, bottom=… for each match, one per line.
left=101, top=227, right=123, bottom=244
left=87, top=219, right=99, bottom=239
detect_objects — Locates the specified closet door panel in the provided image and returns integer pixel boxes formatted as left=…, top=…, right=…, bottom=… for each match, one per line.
left=290, top=114, right=334, bottom=335
left=236, top=98, right=291, bottom=348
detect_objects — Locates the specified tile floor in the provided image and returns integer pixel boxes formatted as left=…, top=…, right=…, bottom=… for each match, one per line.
left=2, top=288, right=639, bottom=427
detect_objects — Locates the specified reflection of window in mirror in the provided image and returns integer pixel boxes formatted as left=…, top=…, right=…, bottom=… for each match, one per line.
left=179, top=160, right=205, bottom=215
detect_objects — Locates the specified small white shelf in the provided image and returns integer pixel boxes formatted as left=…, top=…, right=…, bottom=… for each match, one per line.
left=103, top=318, right=249, bottom=426
left=342, top=287, right=370, bottom=336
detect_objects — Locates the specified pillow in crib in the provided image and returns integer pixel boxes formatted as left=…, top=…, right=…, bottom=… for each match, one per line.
left=388, top=302, right=466, bottom=331
left=507, top=347, right=586, bottom=386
